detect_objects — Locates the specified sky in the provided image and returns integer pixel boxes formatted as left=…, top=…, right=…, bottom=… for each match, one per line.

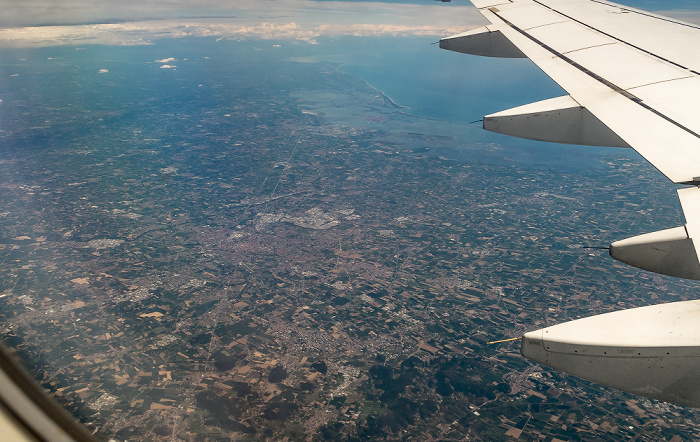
left=1, top=0, right=698, bottom=48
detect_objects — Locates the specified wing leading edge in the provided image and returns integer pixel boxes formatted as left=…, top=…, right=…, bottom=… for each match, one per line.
left=440, top=0, right=700, bottom=407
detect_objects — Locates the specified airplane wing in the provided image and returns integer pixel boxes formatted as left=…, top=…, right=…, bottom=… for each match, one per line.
left=439, top=0, right=700, bottom=407
left=441, top=0, right=700, bottom=280
left=443, top=0, right=700, bottom=183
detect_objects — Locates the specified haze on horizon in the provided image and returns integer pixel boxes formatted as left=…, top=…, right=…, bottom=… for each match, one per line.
left=0, top=0, right=698, bottom=48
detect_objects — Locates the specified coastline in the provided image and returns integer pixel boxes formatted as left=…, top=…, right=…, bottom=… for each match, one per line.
left=334, top=63, right=479, bottom=127
left=335, top=64, right=409, bottom=110
left=362, top=78, right=409, bottom=110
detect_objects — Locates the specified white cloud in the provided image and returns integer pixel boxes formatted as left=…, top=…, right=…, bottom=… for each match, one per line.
left=0, top=2, right=484, bottom=47
left=0, top=18, right=478, bottom=47
left=0, top=0, right=477, bottom=27
left=155, top=57, right=175, bottom=63
left=98, top=68, right=108, bottom=73
left=159, top=64, right=176, bottom=68
left=0, top=1, right=691, bottom=49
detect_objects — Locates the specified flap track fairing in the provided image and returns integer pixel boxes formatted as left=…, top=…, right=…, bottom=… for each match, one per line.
left=483, top=95, right=631, bottom=148
left=439, top=27, right=526, bottom=58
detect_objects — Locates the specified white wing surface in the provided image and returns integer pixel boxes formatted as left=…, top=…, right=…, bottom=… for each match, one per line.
left=440, top=0, right=700, bottom=407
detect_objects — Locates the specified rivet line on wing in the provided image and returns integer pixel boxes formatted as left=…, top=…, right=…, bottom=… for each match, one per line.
left=587, top=0, right=700, bottom=31
left=488, top=8, right=700, bottom=141
left=533, top=0, right=695, bottom=72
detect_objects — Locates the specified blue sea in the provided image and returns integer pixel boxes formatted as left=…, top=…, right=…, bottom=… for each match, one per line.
left=281, top=35, right=640, bottom=174
left=279, top=0, right=700, bottom=173
left=0, top=25, right=667, bottom=174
